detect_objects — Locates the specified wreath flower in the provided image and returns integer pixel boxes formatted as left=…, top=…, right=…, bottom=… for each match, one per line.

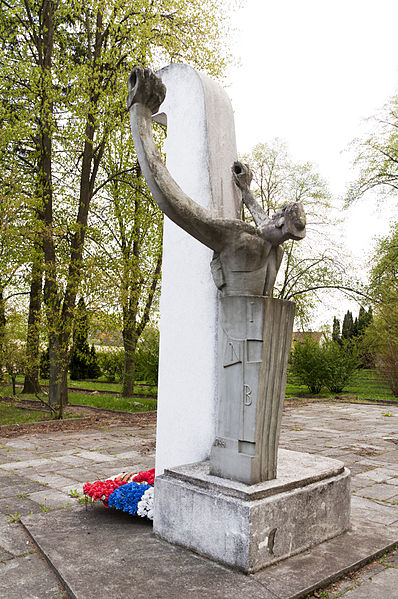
left=83, top=469, right=155, bottom=518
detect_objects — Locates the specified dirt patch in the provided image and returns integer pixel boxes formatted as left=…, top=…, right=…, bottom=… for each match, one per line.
left=0, top=404, right=157, bottom=438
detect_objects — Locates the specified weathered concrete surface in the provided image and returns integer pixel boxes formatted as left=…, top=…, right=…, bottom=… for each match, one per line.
left=22, top=504, right=276, bottom=599
left=155, top=452, right=350, bottom=572
left=20, top=499, right=398, bottom=599
left=162, top=448, right=346, bottom=500
left=0, top=423, right=156, bottom=599
left=0, top=552, right=65, bottom=599
left=254, top=516, right=398, bottom=598
left=0, top=402, right=397, bottom=597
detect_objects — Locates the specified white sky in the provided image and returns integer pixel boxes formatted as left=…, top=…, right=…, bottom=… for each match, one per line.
left=226, top=0, right=398, bottom=327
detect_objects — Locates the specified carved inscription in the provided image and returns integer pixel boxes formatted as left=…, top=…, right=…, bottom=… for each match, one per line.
left=243, top=384, right=252, bottom=406
left=214, top=438, right=226, bottom=448
left=223, top=340, right=241, bottom=367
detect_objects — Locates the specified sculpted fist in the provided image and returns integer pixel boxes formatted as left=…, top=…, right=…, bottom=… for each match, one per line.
left=127, top=66, right=166, bottom=114
left=232, top=161, right=253, bottom=191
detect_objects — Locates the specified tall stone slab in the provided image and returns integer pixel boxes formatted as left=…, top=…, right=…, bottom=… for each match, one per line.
left=151, top=64, right=240, bottom=475
left=210, top=296, right=295, bottom=484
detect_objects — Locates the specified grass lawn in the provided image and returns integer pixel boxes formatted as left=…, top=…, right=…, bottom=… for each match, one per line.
left=69, top=391, right=157, bottom=412
left=15, top=375, right=157, bottom=397
left=2, top=381, right=157, bottom=415
left=0, top=402, right=52, bottom=426
left=4, top=368, right=394, bottom=425
left=286, top=368, right=396, bottom=402
left=0, top=398, right=81, bottom=426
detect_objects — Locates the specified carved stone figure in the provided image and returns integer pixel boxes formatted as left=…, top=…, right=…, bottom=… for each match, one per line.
left=128, top=66, right=306, bottom=484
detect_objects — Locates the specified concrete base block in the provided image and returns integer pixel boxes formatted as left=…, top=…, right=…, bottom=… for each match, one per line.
left=154, top=449, right=351, bottom=573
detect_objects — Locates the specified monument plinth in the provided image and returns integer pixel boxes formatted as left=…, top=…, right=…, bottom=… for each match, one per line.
left=154, top=451, right=351, bottom=573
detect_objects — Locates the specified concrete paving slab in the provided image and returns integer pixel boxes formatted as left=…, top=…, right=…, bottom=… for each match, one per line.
left=73, top=450, right=117, bottom=462
left=51, top=455, right=97, bottom=467
left=0, top=458, right=55, bottom=471
left=352, top=496, right=398, bottom=525
left=356, top=467, right=398, bottom=483
left=0, top=552, right=65, bottom=599
left=359, top=483, right=398, bottom=500
left=28, top=489, right=71, bottom=509
left=0, top=547, right=13, bottom=562
left=0, top=475, right=48, bottom=499
left=53, top=467, right=102, bottom=482
left=341, top=568, right=398, bottom=598
left=0, top=495, right=43, bottom=517
left=21, top=502, right=398, bottom=599
left=21, top=505, right=276, bottom=599
left=0, top=522, right=35, bottom=556
left=22, top=473, right=77, bottom=489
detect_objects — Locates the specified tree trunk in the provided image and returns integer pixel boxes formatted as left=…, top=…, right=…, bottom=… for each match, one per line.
left=0, top=288, right=5, bottom=382
left=48, top=333, right=68, bottom=416
left=11, top=375, right=16, bottom=396
left=122, top=315, right=137, bottom=397
left=22, top=259, right=43, bottom=394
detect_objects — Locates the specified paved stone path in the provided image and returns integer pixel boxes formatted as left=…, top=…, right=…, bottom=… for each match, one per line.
left=0, top=402, right=397, bottom=598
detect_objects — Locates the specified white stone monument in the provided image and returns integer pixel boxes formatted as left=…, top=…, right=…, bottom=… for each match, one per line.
left=149, top=64, right=240, bottom=475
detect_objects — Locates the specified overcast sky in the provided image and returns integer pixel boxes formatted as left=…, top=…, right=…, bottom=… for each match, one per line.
left=226, top=0, right=398, bottom=326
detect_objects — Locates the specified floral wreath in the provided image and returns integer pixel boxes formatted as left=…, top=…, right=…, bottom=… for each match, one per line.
left=83, top=468, right=155, bottom=520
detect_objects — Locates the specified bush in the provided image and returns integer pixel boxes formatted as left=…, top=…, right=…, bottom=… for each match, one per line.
left=134, top=328, right=159, bottom=385
left=97, top=348, right=124, bottom=382
left=291, top=337, right=359, bottom=394
left=290, top=336, right=327, bottom=394
left=322, top=340, right=359, bottom=393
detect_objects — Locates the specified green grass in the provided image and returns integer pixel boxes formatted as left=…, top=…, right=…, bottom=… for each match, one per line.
left=2, top=384, right=156, bottom=414
left=286, top=368, right=397, bottom=402
left=68, top=391, right=157, bottom=412
left=0, top=400, right=81, bottom=426
left=15, top=375, right=157, bottom=397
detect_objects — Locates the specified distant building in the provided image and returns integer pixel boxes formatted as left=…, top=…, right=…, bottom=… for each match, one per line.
left=292, top=331, right=326, bottom=345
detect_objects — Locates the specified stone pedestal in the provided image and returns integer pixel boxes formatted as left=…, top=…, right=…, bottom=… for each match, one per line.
left=154, top=449, right=351, bottom=573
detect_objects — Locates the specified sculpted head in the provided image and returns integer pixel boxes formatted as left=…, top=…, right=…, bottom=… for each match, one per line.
left=272, top=203, right=306, bottom=240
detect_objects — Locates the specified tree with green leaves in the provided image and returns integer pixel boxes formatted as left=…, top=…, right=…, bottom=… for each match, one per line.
left=88, top=128, right=162, bottom=396
left=242, top=140, right=361, bottom=325
left=332, top=316, right=341, bottom=343
left=0, top=0, right=237, bottom=415
left=291, top=335, right=359, bottom=395
left=342, top=310, right=354, bottom=339
left=363, top=224, right=398, bottom=394
left=347, top=91, right=398, bottom=203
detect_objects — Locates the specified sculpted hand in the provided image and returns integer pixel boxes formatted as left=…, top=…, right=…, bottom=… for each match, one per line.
left=232, top=161, right=253, bottom=191
left=127, top=66, right=166, bottom=114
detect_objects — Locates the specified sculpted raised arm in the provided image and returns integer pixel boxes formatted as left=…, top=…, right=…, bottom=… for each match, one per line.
left=232, top=161, right=306, bottom=245
left=127, top=67, right=225, bottom=253
left=232, top=162, right=270, bottom=228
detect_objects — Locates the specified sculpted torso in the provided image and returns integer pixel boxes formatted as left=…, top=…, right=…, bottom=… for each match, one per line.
left=127, top=67, right=306, bottom=296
